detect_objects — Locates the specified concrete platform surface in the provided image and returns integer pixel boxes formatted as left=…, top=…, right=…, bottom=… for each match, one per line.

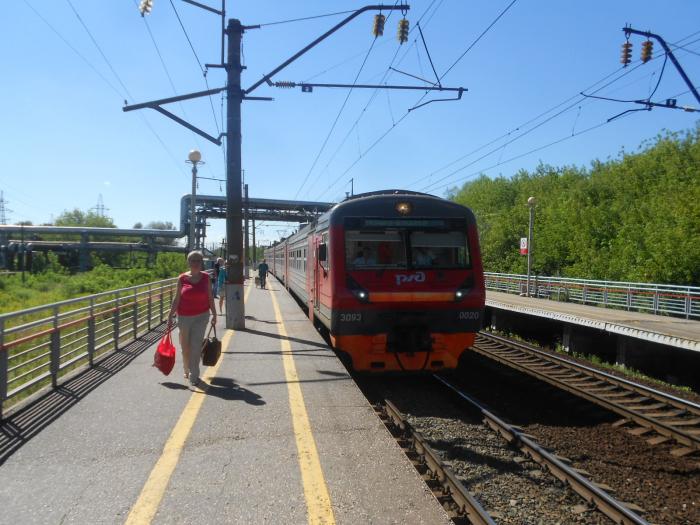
left=487, top=290, right=700, bottom=352
left=0, top=280, right=451, bottom=524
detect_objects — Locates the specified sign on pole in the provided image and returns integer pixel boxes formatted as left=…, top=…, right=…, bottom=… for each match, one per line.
left=520, top=237, right=528, bottom=255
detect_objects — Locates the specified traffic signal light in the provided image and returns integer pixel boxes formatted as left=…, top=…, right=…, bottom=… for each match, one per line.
left=139, top=0, right=153, bottom=17
left=620, top=41, right=633, bottom=66
left=397, top=18, right=409, bottom=44
left=373, top=14, right=386, bottom=37
left=641, top=40, right=653, bottom=63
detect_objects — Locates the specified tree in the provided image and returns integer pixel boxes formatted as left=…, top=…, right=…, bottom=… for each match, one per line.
left=145, top=221, right=178, bottom=246
left=55, top=209, right=116, bottom=228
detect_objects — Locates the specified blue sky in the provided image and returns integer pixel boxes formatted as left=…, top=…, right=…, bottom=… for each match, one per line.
left=1, top=1, right=699, bottom=248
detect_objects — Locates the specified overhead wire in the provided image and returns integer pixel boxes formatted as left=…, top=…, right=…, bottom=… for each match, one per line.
left=425, top=82, right=700, bottom=195
left=293, top=36, right=380, bottom=199
left=315, top=0, right=515, bottom=200
left=298, top=2, right=412, bottom=200
left=308, top=0, right=444, bottom=200
left=414, top=28, right=700, bottom=193
left=21, top=0, right=124, bottom=101
left=167, top=0, right=221, bottom=133
left=25, top=0, right=185, bottom=176
left=136, top=3, right=221, bottom=183
left=258, top=9, right=358, bottom=27
left=64, top=0, right=134, bottom=100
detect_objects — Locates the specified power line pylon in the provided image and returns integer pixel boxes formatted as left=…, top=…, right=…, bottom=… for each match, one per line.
left=0, top=191, right=12, bottom=225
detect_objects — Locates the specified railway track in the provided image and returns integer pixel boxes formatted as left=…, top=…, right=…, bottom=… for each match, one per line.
left=372, top=378, right=649, bottom=525
left=471, top=331, right=700, bottom=457
left=376, top=400, right=496, bottom=525
left=433, top=375, right=649, bottom=525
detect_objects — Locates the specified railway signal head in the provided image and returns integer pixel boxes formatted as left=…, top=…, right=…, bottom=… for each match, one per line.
left=620, top=41, right=633, bottom=66
left=641, top=40, right=653, bottom=63
left=139, top=0, right=153, bottom=17
left=397, top=18, right=409, bottom=44
left=373, top=14, right=386, bottom=38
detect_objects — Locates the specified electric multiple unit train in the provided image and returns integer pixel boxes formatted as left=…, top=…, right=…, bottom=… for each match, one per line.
left=264, top=190, right=485, bottom=372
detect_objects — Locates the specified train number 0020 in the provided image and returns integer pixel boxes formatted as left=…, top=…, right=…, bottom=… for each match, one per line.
left=339, top=313, right=362, bottom=322
left=458, top=311, right=480, bottom=320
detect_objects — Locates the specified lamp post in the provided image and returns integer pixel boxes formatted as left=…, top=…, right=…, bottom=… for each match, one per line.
left=526, top=196, right=536, bottom=297
left=185, top=149, right=203, bottom=251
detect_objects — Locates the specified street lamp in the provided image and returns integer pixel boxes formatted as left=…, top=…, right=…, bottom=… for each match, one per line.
left=185, top=149, right=204, bottom=251
left=526, top=196, right=536, bottom=297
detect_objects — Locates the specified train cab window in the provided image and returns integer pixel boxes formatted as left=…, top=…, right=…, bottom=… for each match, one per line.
left=410, top=231, right=470, bottom=268
left=346, top=231, right=406, bottom=269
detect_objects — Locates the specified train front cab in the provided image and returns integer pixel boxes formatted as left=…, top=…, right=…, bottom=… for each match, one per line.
left=323, top=194, right=485, bottom=373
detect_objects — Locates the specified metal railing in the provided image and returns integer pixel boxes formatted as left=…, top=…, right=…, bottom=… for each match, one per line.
left=484, top=272, right=700, bottom=319
left=0, top=277, right=179, bottom=418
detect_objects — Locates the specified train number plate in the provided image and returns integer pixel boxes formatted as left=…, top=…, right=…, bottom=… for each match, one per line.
left=458, top=311, right=480, bottom=320
left=339, top=313, right=362, bottom=322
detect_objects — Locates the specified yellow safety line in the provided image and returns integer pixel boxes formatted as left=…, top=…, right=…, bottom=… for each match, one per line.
left=125, top=284, right=251, bottom=525
left=269, top=289, right=335, bottom=525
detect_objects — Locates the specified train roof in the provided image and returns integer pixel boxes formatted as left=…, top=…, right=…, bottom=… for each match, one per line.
left=325, top=190, right=475, bottom=226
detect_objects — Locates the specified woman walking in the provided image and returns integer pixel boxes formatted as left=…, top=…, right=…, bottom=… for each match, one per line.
left=168, top=251, right=217, bottom=387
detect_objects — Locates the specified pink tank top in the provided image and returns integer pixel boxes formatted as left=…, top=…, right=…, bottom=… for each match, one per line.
left=177, top=272, right=210, bottom=316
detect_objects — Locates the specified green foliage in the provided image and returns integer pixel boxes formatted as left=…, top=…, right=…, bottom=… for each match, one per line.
left=451, top=126, right=700, bottom=285
left=0, top=252, right=187, bottom=314
left=55, top=209, right=116, bottom=228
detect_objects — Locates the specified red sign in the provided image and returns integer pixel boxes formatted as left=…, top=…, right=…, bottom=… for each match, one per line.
left=520, top=237, right=528, bottom=255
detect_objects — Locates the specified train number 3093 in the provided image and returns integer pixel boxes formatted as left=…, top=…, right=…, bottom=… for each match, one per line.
left=339, top=313, right=362, bottom=322
left=458, top=311, right=480, bottom=320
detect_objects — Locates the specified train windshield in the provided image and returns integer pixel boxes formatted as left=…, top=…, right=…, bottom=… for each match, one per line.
left=345, top=226, right=470, bottom=270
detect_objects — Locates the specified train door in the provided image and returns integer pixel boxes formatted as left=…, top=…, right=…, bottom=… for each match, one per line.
left=307, top=234, right=316, bottom=321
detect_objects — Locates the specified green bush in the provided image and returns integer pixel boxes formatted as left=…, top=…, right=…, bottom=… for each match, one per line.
left=0, top=252, right=188, bottom=314
left=451, top=126, right=700, bottom=285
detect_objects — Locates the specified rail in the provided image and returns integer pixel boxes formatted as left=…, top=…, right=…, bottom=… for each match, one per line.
left=484, top=272, right=700, bottom=319
left=472, top=332, right=700, bottom=456
left=434, top=374, right=650, bottom=525
left=0, top=277, right=180, bottom=418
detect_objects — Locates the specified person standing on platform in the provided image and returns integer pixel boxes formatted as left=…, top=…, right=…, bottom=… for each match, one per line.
left=258, top=259, right=270, bottom=289
left=217, top=263, right=227, bottom=315
left=212, top=257, right=223, bottom=298
left=168, top=250, right=216, bottom=388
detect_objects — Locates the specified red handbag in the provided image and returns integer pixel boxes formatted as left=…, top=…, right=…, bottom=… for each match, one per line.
left=153, top=329, right=176, bottom=375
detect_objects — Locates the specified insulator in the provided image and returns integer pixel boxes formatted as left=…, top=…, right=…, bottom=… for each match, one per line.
left=397, top=18, right=409, bottom=44
left=373, top=14, right=386, bottom=37
left=641, top=40, right=653, bottom=63
left=275, top=81, right=296, bottom=89
left=620, top=41, right=633, bottom=66
left=139, top=0, right=153, bottom=16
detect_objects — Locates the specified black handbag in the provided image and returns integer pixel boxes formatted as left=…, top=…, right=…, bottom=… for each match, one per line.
left=201, top=325, right=221, bottom=366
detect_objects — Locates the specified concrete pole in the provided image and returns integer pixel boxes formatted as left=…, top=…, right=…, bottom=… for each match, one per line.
left=225, top=19, right=245, bottom=329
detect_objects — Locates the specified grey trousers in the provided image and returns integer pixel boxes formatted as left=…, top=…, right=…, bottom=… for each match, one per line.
left=177, top=311, right=209, bottom=383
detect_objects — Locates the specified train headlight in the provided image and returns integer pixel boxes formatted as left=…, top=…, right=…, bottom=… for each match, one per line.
left=347, top=275, right=370, bottom=303
left=455, top=290, right=465, bottom=301
left=395, top=202, right=412, bottom=215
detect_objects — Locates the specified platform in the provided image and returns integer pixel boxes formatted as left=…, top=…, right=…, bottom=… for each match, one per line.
left=486, top=290, right=700, bottom=352
left=0, top=280, right=450, bottom=524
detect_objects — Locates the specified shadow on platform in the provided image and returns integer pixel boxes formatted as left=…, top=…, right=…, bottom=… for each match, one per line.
left=0, top=325, right=169, bottom=466
left=240, top=328, right=330, bottom=349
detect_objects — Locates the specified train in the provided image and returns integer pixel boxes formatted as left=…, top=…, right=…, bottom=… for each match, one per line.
left=264, top=190, right=485, bottom=372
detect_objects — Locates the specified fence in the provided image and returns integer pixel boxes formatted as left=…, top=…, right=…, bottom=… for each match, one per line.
left=0, top=277, right=179, bottom=418
left=484, top=272, right=700, bottom=319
